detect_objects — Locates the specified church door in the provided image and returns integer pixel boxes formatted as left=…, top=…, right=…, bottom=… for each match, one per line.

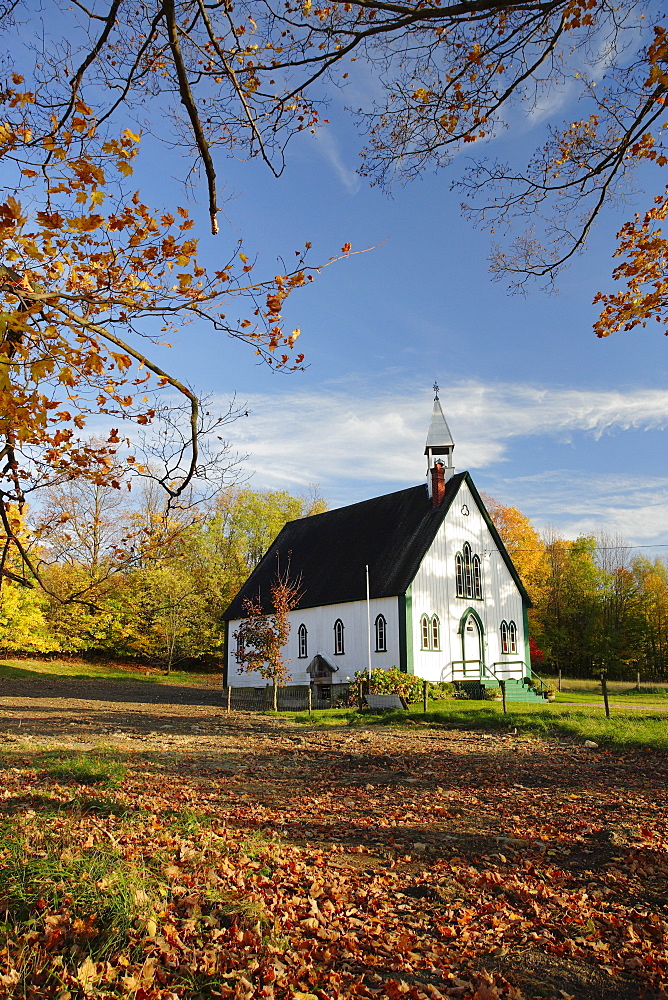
left=462, top=613, right=483, bottom=676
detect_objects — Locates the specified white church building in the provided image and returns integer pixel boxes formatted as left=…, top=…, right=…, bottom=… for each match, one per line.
left=223, top=395, right=539, bottom=700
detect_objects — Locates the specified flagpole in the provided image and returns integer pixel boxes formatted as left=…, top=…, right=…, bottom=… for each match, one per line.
left=366, top=564, right=372, bottom=676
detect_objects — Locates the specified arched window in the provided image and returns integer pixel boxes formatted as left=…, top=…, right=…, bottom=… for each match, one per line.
left=472, top=554, right=483, bottom=600
left=463, top=543, right=473, bottom=599
left=455, top=553, right=464, bottom=597
left=298, top=623, right=308, bottom=658
left=420, top=614, right=430, bottom=650
left=508, top=621, right=517, bottom=654
left=375, top=614, right=387, bottom=652
left=431, top=615, right=441, bottom=650
left=500, top=620, right=509, bottom=654
left=333, top=618, right=345, bottom=655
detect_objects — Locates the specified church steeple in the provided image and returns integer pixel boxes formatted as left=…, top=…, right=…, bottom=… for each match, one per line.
left=424, top=383, right=455, bottom=482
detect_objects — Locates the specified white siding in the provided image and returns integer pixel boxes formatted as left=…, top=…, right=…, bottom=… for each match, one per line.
left=410, top=480, right=527, bottom=683
left=228, top=595, right=400, bottom=687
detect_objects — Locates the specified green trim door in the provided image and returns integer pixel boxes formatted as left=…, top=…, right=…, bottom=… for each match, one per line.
left=458, top=607, right=485, bottom=678
left=398, top=589, right=414, bottom=674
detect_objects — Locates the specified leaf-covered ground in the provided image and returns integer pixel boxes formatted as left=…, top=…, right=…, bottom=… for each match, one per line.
left=0, top=690, right=667, bottom=999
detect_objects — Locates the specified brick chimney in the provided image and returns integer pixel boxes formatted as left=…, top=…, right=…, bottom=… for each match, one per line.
left=431, top=460, right=446, bottom=508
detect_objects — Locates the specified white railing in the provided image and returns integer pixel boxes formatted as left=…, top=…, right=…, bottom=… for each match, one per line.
left=448, top=659, right=482, bottom=681
left=487, top=659, right=527, bottom=680
left=443, top=660, right=527, bottom=683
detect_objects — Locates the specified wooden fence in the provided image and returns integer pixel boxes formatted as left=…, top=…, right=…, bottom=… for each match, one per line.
left=221, top=683, right=351, bottom=712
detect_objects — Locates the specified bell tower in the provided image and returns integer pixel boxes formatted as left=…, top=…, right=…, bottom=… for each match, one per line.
left=425, top=384, right=455, bottom=495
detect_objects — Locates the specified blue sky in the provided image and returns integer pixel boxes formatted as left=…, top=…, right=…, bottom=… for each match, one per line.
left=14, top=6, right=668, bottom=552
left=123, top=82, right=668, bottom=555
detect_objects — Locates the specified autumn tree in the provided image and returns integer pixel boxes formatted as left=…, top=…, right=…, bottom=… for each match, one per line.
left=188, top=485, right=326, bottom=606
left=126, top=563, right=221, bottom=672
left=0, top=103, right=342, bottom=596
left=234, top=570, right=302, bottom=709
left=633, top=556, right=668, bottom=679
left=482, top=494, right=548, bottom=605
left=7, top=2, right=668, bottom=334
left=34, top=450, right=131, bottom=577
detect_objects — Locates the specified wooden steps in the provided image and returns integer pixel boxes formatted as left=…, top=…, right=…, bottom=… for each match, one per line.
left=480, top=677, right=546, bottom=702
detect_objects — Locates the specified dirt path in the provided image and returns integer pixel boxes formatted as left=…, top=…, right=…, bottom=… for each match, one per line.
left=2, top=679, right=668, bottom=999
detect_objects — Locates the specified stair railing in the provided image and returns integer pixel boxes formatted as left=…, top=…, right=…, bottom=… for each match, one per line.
left=489, top=659, right=527, bottom=680
left=449, top=659, right=482, bottom=681
left=528, top=670, right=550, bottom=697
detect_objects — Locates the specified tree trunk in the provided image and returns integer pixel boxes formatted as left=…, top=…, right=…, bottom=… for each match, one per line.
left=272, top=678, right=277, bottom=712
left=601, top=671, right=610, bottom=718
left=500, top=679, right=507, bottom=714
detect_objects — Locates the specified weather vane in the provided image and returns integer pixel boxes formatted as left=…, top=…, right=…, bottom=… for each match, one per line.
left=433, top=381, right=439, bottom=399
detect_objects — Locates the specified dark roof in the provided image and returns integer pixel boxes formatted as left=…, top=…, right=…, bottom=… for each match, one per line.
left=223, top=471, right=530, bottom=618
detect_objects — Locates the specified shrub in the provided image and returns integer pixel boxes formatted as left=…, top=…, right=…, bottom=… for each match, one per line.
left=354, top=669, right=457, bottom=704
left=355, top=667, right=423, bottom=703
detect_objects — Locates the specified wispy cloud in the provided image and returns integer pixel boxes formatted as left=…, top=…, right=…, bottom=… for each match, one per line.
left=226, top=378, right=668, bottom=483
left=485, top=470, right=668, bottom=548
left=312, top=128, right=361, bottom=194
left=216, top=378, right=668, bottom=547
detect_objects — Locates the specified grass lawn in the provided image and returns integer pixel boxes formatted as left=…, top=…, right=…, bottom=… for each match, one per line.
left=0, top=657, right=217, bottom=686
left=552, top=688, right=668, bottom=705
left=271, top=698, right=668, bottom=750
left=541, top=675, right=668, bottom=701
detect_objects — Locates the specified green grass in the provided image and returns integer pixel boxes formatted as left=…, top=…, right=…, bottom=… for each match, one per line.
left=0, top=826, right=161, bottom=959
left=36, top=749, right=127, bottom=787
left=541, top=675, right=668, bottom=697
left=164, top=807, right=211, bottom=836
left=274, top=699, right=668, bottom=750
left=553, top=687, right=668, bottom=705
left=0, top=657, right=215, bottom=686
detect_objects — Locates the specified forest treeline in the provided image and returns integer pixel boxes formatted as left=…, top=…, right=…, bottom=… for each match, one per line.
left=0, top=480, right=326, bottom=671
left=0, top=483, right=665, bottom=680
left=484, top=497, right=668, bottom=681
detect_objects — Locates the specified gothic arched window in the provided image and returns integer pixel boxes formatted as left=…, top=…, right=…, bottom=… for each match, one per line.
left=298, top=623, right=308, bottom=658
left=333, top=618, right=345, bottom=655
left=375, top=614, right=387, bottom=652
left=431, top=615, right=441, bottom=651
left=463, top=543, right=473, bottom=599
left=455, top=553, right=464, bottom=597
left=472, top=554, right=483, bottom=600
left=500, top=620, right=509, bottom=654
left=420, top=614, right=430, bottom=650
left=508, top=621, right=517, bottom=654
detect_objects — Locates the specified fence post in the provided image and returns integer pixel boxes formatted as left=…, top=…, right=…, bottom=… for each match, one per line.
left=558, top=669, right=562, bottom=692
left=637, top=669, right=641, bottom=692
left=500, top=679, right=507, bottom=715
left=227, top=686, right=232, bottom=714
left=308, top=686, right=312, bottom=716
left=601, top=670, right=610, bottom=719
left=422, top=679, right=428, bottom=714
